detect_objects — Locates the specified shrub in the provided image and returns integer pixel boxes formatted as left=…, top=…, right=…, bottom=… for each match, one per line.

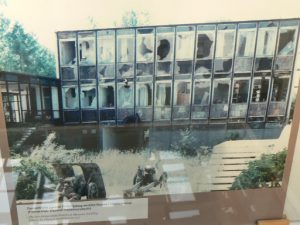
left=230, top=149, right=287, bottom=190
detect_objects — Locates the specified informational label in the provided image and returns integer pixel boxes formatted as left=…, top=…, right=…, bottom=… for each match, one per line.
left=17, top=198, right=148, bottom=225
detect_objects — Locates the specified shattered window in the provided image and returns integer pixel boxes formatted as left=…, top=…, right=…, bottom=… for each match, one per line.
left=193, top=80, right=210, bottom=105
left=271, top=77, right=289, bottom=102
left=231, top=79, right=249, bottom=103
left=117, top=82, right=134, bottom=108
left=176, top=26, right=195, bottom=60
left=155, top=82, right=172, bottom=106
left=215, top=24, right=236, bottom=58
left=79, top=66, right=96, bottom=80
left=277, top=25, right=297, bottom=56
left=174, top=81, right=191, bottom=106
left=196, top=25, right=215, bottom=59
left=62, top=86, right=79, bottom=109
left=98, top=64, right=115, bottom=79
left=59, top=32, right=77, bottom=66
left=136, top=83, right=152, bottom=107
left=80, top=86, right=97, bottom=109
left=236, top=27, right=256, bottom=57
left=61, top=67, right=78, bottom=80
left=251, top=78, right=270, bottom=102
left=117, top=29, right=135, bottom=63
left=98, top=30, right=115, bottom=63
left=156, top=27, right=175, bottom=75
left=78, top=32, right=96, bottom=65
left=99, top=83, right=115, bottom=107
left=213, top=80, right=230, bottom=104
left=175, top=26, right=195, bottom=75
left=256, top=22, right=277, bottom=57
left=137, top=29, right=154, bottom=62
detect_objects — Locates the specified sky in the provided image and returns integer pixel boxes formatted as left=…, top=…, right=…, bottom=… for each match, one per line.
left=0, top=0, right=300, bottom=53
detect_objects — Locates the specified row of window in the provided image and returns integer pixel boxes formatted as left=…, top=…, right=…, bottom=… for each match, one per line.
left=58, top=20, right=298, bottom=82
left=61, top=76, right=290, bottom=121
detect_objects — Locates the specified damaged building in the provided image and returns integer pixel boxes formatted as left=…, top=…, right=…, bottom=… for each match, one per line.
left=1, top=19, right=299, bottom=127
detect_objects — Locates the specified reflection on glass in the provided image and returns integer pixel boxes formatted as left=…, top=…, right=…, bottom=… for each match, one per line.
left=62, top=86, right=79, bottom=109
left=271, top=78, right=289, bottom=101
left=174, top=81, right=190, bottom=106
left=99, top=84, right=115, bottom=107
left=136, top=83, right=152, bottom=106
left=232, top=80, right=249, bottom=103
left=193, top=80, right=210, bottom=105
left=117, top=83, right=134, bottom=108
left=251, top=79, right=270, bottom=102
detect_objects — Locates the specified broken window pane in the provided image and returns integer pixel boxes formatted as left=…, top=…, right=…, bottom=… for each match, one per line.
left=117, top=30, right=134, bottom=62
left=136, top=107, right=152, bottom=121
left=236, top=30, right=256, bottom=57
left=175, top=61, right=193, bottom=75
left=174, top=81, right=191, bottom=106
left=136, top=63, right=153, bottom=76
left=156, top=29, right=174, bottom=61
left=61, top=67, right=78, bottom=80
left=80, top=86, right=97, bottom=109
left=59, top=32, right=77, bottom=66
left=214, top=59, right=232, bottom=73
left=99, top=83, right=115, bottom=107
left=118, top=63, right=134, bottom=78
left=117, top=82, right=134, bottom=108
left=271, top=77, right=289, bottom=101
left=255, top=57, right=273, bottom=71
left=193, top=80, right=210, bottom=105
left=137, top=29, right=154, bottom=62
left=215, top=25, right=236, bottom=58
left=251, top=78, right=270, bottom=102
left=98, top=64, right=115, bottom=79
left=275, top=56, right=293, bottom=71
left=256, top=25, right=277, bottom=57
left=79, top=66, right=96, bottom=79
left=157, top=62, right=172, bottom=75
left=62, top=86, right=79, bottom=109
left=78, top=32, right=96, bottom=65
left=277, top=27, right=297, bottom=56
left=232, top=79, right=249, bottom=103
left=136, top=83, right=152, bottom=106
left=196, top=27, right=215, bottom=59
left=211, top=79, right=230, bottom=118
left=176, top=26, right=195, bottom=60
left=155, top=82, right=171, bottom=106
left=98, top=30, right=115, bottom=63
left=213, top=80, right=230, bottom=104
left=195, top=60, right=212, bottom=74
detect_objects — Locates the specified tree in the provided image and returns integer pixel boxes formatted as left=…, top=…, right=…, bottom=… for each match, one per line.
left=230, top=150, right=287, bottom=190
left=0, top=14, right=56, bottom=77
left=113, top=10, right=150, bottom=27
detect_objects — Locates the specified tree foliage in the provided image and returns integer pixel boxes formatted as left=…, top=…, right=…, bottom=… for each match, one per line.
left=230, top=150, right=287, bottom=190
left=0, top=14, right=56, bottom=77
left=114, top=10, right=150, bottom=27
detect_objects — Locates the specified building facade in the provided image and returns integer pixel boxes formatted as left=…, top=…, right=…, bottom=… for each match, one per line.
left=39, top=19, right=300, bottom=125
left=0, top=71, right=60, bottom=123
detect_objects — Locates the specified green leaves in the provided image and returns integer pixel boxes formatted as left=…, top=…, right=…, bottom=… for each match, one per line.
left=230, top=149, right=287, bottom=190
left=0, top=14, right=56, bottom=77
